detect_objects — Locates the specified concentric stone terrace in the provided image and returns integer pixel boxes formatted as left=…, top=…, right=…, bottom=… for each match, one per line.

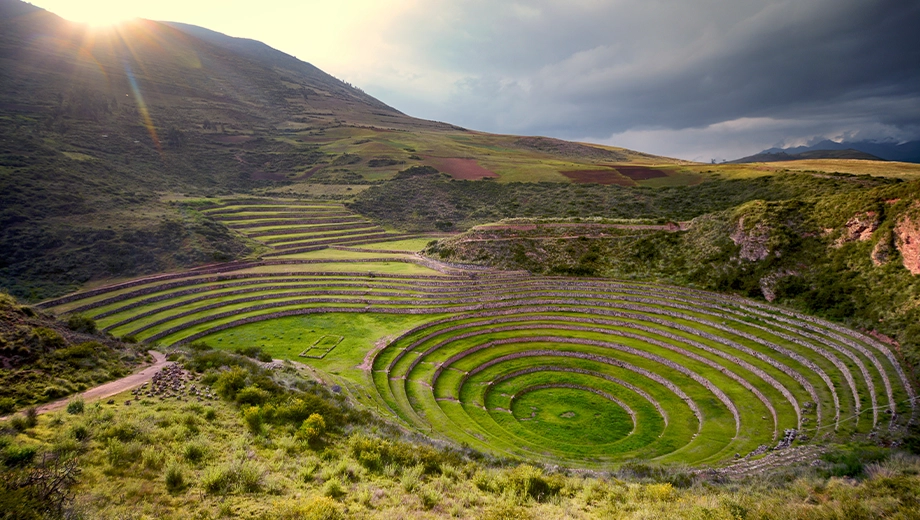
left=39, top=199, right=916, bottom=467
left=370, top=282, right=916, bottom=466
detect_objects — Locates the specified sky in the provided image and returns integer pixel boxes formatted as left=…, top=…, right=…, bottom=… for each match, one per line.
left=27, top=0, right=920, bottom=162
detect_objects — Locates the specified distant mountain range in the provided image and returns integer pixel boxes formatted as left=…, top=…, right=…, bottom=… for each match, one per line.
left=731, top=139, right=920, bottom=164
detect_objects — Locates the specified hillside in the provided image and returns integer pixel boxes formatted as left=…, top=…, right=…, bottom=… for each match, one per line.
left=0, top=0, right=692, bottom=301
left=425, top=175, right=920, bottom=369
left=0, top=291, right=146, bottom=413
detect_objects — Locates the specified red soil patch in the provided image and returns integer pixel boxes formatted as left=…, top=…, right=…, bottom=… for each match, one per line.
left=561, top=169, right=632, bottom=185
left=613, top=166, right=668, bottom=181
left=210, top=135, right=253, bottom=144
left=423, top=156, right=498, bottom=180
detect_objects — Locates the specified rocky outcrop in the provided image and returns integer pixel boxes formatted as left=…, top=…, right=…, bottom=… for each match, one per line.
left=730, top=217, right=771, bottom=261
left=836, top=211, right=880, bottom=246
left=871, top=231, right=893, bottom=266
left=759, top=270, right=796, bottom=302
left=894, top=211, right=920, bottom=275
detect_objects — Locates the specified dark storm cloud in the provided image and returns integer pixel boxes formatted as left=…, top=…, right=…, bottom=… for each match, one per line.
left=363, top=0, right=920, bottom=158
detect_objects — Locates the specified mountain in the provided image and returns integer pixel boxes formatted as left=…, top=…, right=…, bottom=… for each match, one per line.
left=728, top=148, right=884, bottom=163
left=733, top=139, right=920, bottom=163
left=1, top=0, right=688, bottom=300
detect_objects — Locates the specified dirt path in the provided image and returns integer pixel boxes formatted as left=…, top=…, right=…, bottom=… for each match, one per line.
left=6, top=351, right=169, bottom=417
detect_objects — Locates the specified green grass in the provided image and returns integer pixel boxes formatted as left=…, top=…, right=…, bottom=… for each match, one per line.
left=199, top=312, right=442, bottom=377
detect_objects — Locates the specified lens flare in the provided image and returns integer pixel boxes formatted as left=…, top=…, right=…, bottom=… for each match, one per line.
left=124, top=63, right=160, bottom=152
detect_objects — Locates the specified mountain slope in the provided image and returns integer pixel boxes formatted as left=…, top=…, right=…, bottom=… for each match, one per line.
left=729, top=149, right=884, bottom=163
left=735, top=139, right=920, bottom=163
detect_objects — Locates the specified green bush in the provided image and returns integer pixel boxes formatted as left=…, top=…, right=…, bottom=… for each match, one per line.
left=236, top=385, right=270, bottom=406
left=0, top=398, right=15, bottom=415
left=323, top=478, right=346, bottom=499
left=69, top=424, right=89, bottom=441
left=401, top=465, right=424, bottom=492
left=297, top=414, right=326, bottom=444
left=2, top=444, right=37, bottom=467
left=142, top=446, right=165, bottom=470
left=242, top=406, right=263, bottom=435
left=188, top=341, right=212, bottom=352
left=820, top=446, right=890, bottom=478
left=32, top=327, right=65, bottom=349
left=66, top=397, right=84, bottom=415
left=9, top=407, right=38, bottom=431
left=235, top=346, right=272, bottom=362
left=500, top=465, right=563, bottom=503
left=183, top=441, right=207, bottom=464
left=165, top=463, right=186, bottom=493
left=214, top=366, right=249, bottom=400
left=66, top=314, right=97, bottom=334
left=202, top=460, right=263, bottom=494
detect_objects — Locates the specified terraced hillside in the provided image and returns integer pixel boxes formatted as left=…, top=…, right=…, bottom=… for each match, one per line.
left=199, top=200, right=425, bottom=256
left=370, top=281, right=916, bottom=466
left=39, top=200, right=916, bottom=467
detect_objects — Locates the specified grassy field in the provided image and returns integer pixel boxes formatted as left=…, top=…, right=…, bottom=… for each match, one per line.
left=5, top=348, right=919, bottom=520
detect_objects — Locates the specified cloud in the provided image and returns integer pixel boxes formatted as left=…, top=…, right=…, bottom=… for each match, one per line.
left=34, top=0, right=919, bottom=160
left=349, top=0, right=920, bottom=159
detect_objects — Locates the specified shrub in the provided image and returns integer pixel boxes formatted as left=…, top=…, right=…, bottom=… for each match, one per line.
left=419, top=485, right=441, bottom=510
left=105, top=439, right=143, bottom=466
left=33, top=327, right=65, bottom=349
left=273, top=396, right=338, bottom=427
left=242, top=406, right=263, bottom=435
left=41, top=385, right=70, bottom=400
left=10, top=407, right=38, bottom=431
left=66, top=314, right=97, bottom=334
left=142, top=446, right=165, bottom=470
left=501, top=464, right=562, bottom=503
left=214, top=366, right=249, bottom=400
left=202, top=460, right=263, bottom=494
left=3, top=444, right=37, bottom=467
left=202, top=465, right=234, bottom=494
left=53, top=342, right=100, bottom=361
left=236, top=385, right=270, bottom=406
left=297, top=414, right=326, bottom=444
left=0, top=398, right=15, bottom=415
left=235, top=346, right=272, bottom=362
left=643, top=482, right=675, bottom=502
left=183, top=441, right=207, bottom=464
left=165, top=463, right=186, bottom=493
left=820, top=446, right=890, bottom=478
left=69, top=424, right=89, bottom=441
left=66, top=397, right=85, bottom=415
left=188, top=341, right=212, bottom=352
left=323, top=478, right=346, bottom=499
left=401, top=465, right=424, bottom=493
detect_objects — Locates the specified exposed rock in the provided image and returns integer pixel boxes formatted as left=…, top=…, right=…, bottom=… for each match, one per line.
left=730, top=217, right=771, bottom=261
left=871, top=232, right=893, bottom=266
left=894, top=210, right=920, bottom=275
left=759, top=270, right=797, bottom=302
left=836, top=211, right=880, bottom=246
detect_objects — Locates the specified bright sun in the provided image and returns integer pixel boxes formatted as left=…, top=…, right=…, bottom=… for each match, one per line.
left=35, top=2, right=137, bottom=28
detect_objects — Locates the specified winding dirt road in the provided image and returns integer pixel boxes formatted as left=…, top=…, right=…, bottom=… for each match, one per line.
left=3, top=350, right=168, bottom=418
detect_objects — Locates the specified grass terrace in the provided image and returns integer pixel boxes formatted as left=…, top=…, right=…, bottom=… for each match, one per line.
left=41, top=218, right=915, bottom=468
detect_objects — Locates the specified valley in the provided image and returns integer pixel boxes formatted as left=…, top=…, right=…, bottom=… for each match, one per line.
left=2, top=1, right=920, bottom=518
